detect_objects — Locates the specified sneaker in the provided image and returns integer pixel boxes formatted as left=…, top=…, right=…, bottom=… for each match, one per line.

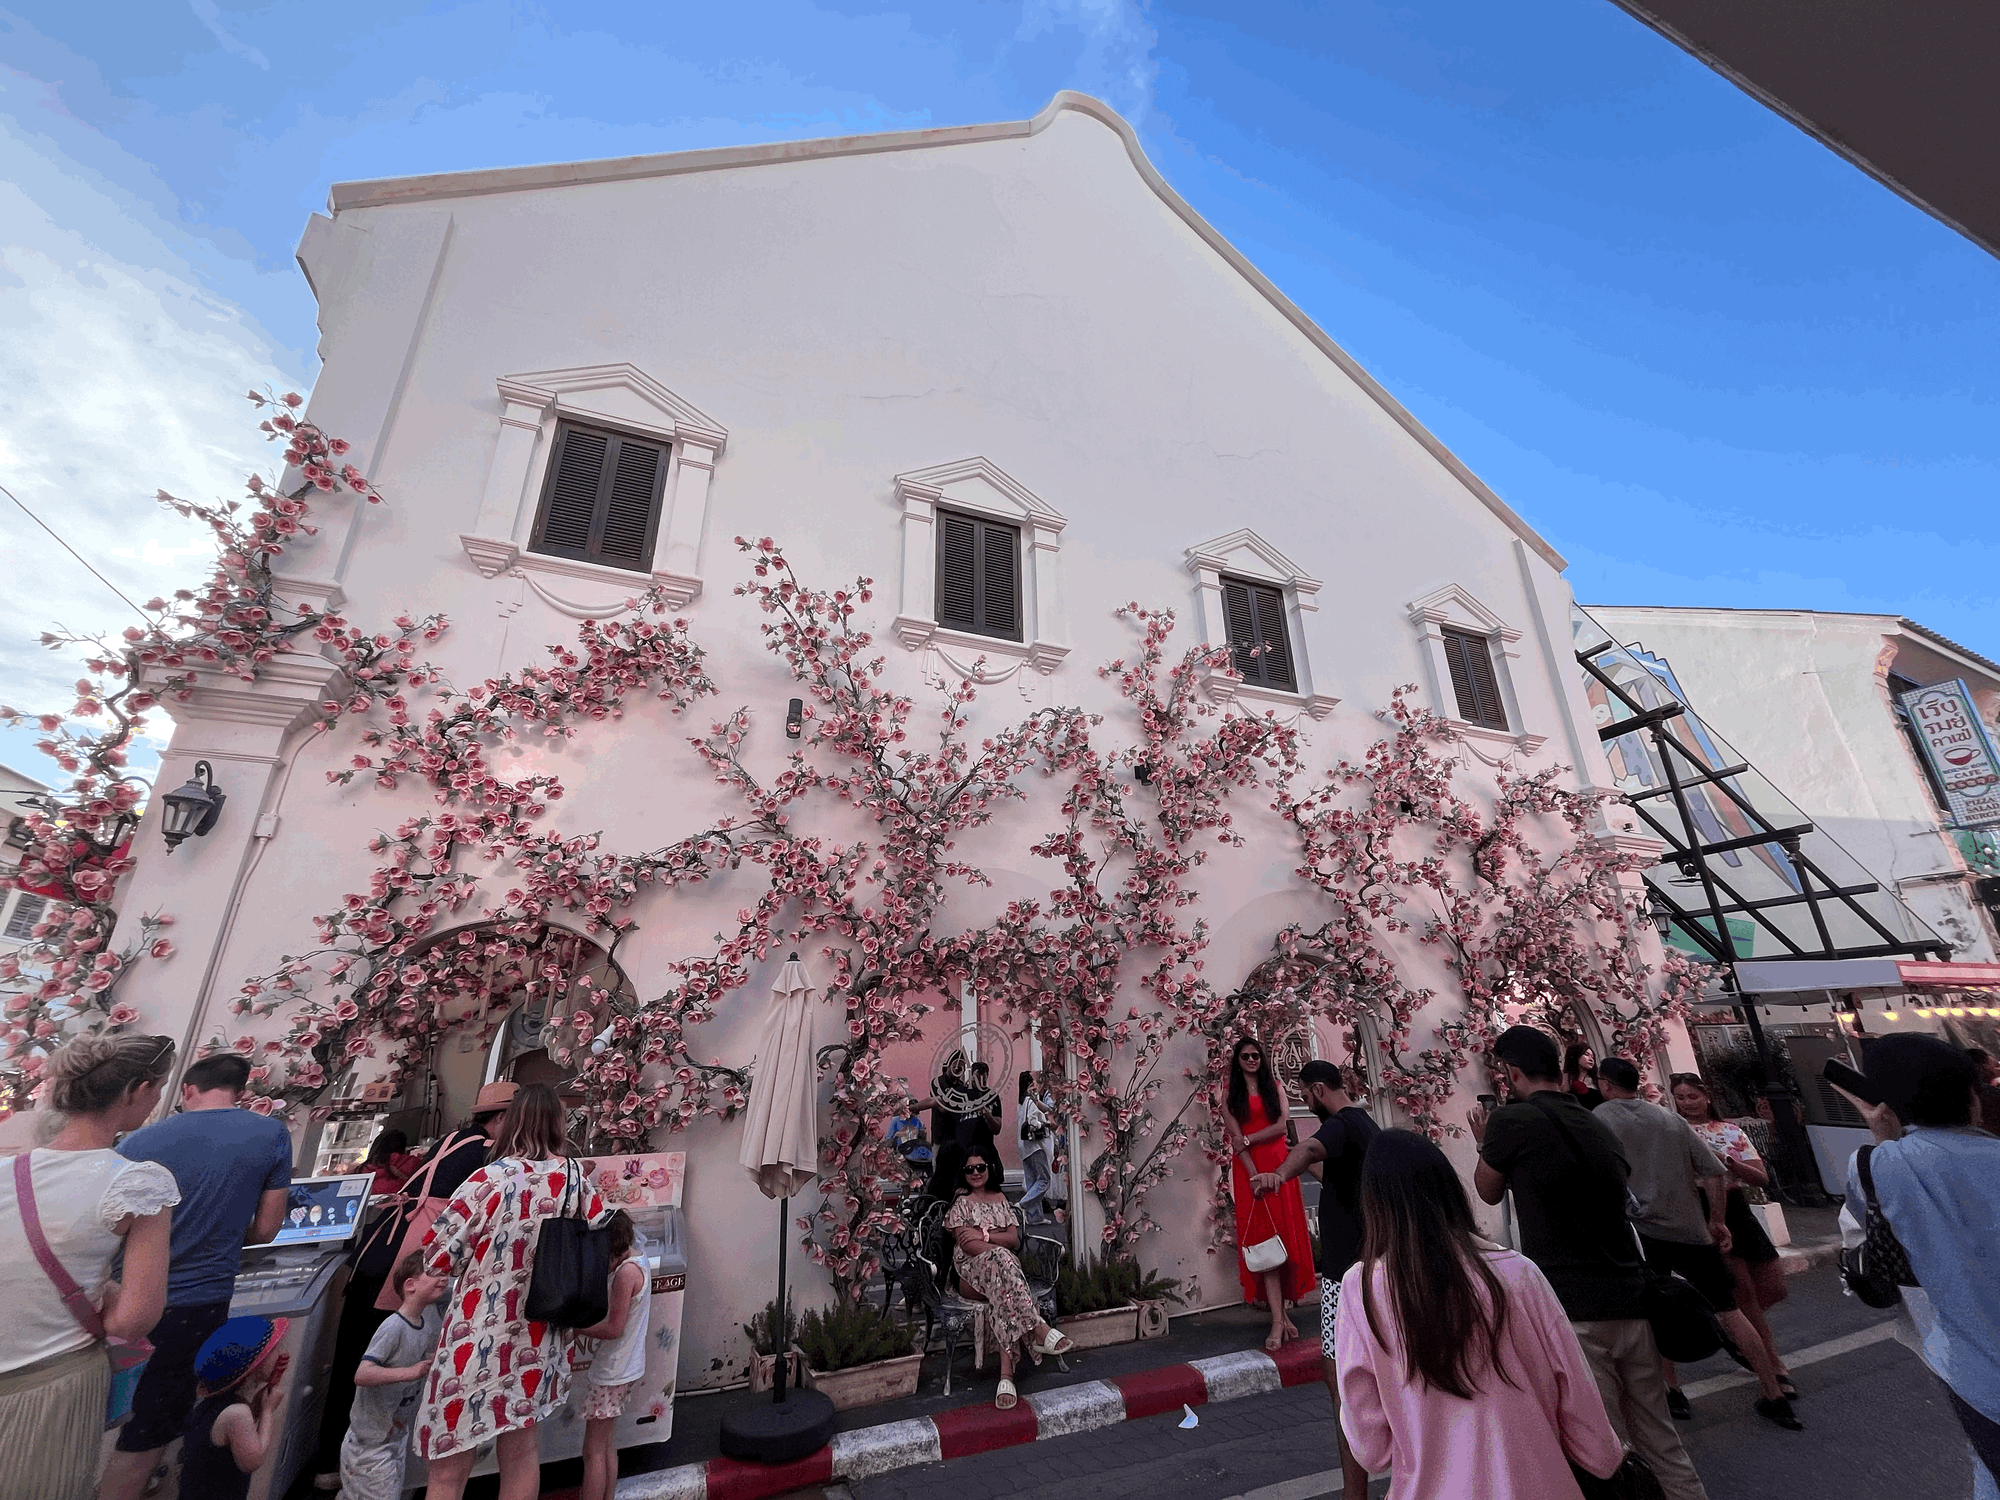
left=1755, top=1396, right=1803, bottom=1431
left=1666, top=1388, right=1692, bottom=1421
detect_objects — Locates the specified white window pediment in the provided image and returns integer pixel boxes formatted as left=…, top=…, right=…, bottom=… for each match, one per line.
left=460, top=364, right=727, bottom=617
left=891, top=457, right=1070, bottom=680
left=1184, top=528, right=1337, bottom=719
left=1405, top=583, right=1546, bottom=754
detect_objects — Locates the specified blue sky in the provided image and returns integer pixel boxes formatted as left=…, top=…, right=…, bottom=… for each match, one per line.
left=2, top=0, right=1996, bottom=787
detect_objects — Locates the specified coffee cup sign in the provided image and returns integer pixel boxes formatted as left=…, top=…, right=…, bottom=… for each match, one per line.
left=1900, top=680, right=2000, bottom=830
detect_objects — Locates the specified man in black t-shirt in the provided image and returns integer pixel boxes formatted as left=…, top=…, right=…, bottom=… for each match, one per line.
left=1472, top=1027, right=1709, bottom=1500
left=1251, top=1060, right=1377, bottom=1500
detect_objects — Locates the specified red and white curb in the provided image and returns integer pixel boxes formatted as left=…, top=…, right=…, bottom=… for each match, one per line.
left=619, top=1340, right=1325, bottom=1500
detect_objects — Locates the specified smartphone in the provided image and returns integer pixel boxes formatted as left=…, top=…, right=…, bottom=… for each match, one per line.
left=1476, top=1093, right=1499, bottom=1108
left=1822, top=1059, right=1882, bottom=1107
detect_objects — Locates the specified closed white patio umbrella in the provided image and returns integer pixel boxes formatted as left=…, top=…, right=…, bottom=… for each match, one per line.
left=725, top=952, right=834, bottom=1447
left=737, top=953, right=822, bottom=1200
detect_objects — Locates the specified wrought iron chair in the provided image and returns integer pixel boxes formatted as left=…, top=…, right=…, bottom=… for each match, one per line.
left=909, top=1199, right=1068, bottom=1394
left=872, top=1184, right=935, bottom=1316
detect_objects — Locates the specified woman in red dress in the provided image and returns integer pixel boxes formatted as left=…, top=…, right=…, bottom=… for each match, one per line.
left=1223, top=1036, right=1315, bottom=1349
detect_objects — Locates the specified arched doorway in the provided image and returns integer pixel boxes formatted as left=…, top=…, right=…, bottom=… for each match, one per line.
left=1236, top=954, right=1379, bottom=1120
left=312, top=921, right=637, bottom=1172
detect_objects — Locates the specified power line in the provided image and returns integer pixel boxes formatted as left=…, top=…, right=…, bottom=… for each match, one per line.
left=0, top=477, right=152, bottom=623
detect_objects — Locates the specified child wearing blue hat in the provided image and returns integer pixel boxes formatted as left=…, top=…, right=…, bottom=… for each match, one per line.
left=179, top=1315, right=290, bottom=1500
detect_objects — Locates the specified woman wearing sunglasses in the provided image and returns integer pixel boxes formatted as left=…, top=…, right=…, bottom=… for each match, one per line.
left=1, top=1033, right=180, bottom=1499
left=942, top=1144, right=1073, bottom=1409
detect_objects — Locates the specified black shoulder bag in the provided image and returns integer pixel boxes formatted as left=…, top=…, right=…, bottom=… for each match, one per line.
left=1524, top=1095, right=1722, bottom=1363
left=523, top=1156, right=613, bottom=1328
left=1840, top=1144, right=1919, bottom=1309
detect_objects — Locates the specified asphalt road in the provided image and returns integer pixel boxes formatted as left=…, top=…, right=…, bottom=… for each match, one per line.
left=846, top=1263, right=1973, bottom=1500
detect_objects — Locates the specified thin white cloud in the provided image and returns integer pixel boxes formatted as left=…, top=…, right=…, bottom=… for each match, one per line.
left=1016, top=0, right=1159, bottom=125
left=0, top=69, right=293, bottom=743
left=186, top=0, right=270, bottom=69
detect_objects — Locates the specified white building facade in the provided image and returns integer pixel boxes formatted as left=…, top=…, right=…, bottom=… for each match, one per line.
left=71, top=96, right=1681, bottom=1385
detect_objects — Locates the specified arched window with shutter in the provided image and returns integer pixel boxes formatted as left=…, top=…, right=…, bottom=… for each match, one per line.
left=528, top=420, right=669, bottom=573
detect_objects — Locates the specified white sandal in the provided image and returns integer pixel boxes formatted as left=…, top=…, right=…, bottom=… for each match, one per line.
left=1035, top=1328, right=1075, bottom=1357
left=995, top=1377, right=1018, bottom=1409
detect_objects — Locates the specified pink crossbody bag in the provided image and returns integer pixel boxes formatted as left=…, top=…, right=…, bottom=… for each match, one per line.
left=13, top=1153, right=155, bottom=1427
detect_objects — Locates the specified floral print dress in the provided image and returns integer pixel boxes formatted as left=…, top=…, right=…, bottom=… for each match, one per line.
left=415, top=1156, right=610, bottom=1461
left=944, top=1194, right=1043, bottom=1353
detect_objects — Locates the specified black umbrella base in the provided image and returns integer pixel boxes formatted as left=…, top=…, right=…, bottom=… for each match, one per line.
left=718, top=1389, right=838, bottom=1464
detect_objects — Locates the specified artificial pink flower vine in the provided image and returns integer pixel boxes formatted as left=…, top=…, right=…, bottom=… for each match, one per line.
left=0, top=392, right=388, bottom=1114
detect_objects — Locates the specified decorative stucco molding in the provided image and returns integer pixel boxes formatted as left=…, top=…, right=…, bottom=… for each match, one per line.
left=890, top=457, right=1069, bottom=679
left=457, top=535, right=703, bottom=615
left=149, top=655, right=349, bottom=740
left=462, top=364, right=726, bottom=606
left=1406, top=583, right=1545, bottom=754
left=1183, top=528, right=1338, bottom=718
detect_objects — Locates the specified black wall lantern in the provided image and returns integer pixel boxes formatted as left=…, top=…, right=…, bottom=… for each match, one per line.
left=785, top=698, right=804, bottom=740
left=1644, top=889, right=1675, bottom=941
left=159, top=760, right=226, bottom=853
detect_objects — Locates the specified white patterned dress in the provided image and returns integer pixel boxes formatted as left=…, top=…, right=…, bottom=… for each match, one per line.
left=415, top=1156, right=610, bottom=1460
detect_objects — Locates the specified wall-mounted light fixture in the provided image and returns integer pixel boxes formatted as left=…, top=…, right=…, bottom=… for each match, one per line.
left=785, top=698, right=804, bottom=740
left=1644, top=890, right=1674, bottom=941
left=159, top=761, right=226, bottom=853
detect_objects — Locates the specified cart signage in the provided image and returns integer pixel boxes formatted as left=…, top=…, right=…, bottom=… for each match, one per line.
left=1900, top=679, right=2000, bottom=830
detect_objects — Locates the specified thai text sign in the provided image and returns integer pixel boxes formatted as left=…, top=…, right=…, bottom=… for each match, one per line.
left=1900, top=679, right=2000, bottom=830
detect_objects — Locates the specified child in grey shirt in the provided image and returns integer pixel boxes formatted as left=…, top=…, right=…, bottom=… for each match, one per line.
left=339, top=1250, right=446, bottom=1500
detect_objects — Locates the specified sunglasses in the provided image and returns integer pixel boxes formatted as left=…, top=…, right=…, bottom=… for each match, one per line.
left=964, top=1163, right=990, bottom=1174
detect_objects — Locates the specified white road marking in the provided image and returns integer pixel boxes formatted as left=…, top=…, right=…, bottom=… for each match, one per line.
left=1226, top=1469, right=1347, bottom=1500
left=1219, top=1320, right=1908, bottom=1499
left=1681, top=1318, right=1902, bottom=1398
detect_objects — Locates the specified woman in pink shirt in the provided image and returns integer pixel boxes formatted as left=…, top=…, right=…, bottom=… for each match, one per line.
left=1336, top=1130, right=1626, bottom=1500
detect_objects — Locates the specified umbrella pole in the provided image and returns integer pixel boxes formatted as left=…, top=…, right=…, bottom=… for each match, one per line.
left=773, top=1193, right=789, bottom=1404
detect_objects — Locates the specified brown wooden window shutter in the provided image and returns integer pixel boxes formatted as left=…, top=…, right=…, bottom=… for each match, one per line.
left=935, top=510, right=1022, bottom=641
left=528, top=421, right=668, bottom=573
left=1441, top=627, right=1507, bottom=729
left=1220, top=577, right=1297, bottom=691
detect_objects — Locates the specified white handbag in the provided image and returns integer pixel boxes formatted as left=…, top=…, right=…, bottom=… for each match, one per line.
left=1240, top=1193, right=1287, bottom=1274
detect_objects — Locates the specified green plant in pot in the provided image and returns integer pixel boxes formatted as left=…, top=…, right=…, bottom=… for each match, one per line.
left=1056, top=1251, right=1184, bottom=1318
left=742, top=1297, right=799, bottom=1357
left=797, top=1300, right=915, bottom=1373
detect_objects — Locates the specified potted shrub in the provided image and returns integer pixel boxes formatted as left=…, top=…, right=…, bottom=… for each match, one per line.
left=796, top=1300, right=921, bottom=1410
left=742, top=1298, right=800, bottom=1393
left=1055, top=1252, right=1184, bottom=1349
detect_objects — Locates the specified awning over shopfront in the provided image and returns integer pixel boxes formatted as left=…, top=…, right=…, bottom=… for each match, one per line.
left=1730, top=957, right=2000, bottom=1002
left=1896, top=961, right=2000, bottom=992
left=1734, top=958, right=1903, bottom=996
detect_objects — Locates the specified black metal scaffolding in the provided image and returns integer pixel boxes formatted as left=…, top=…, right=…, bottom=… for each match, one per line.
left=1574, top=620, right=1948, bottom=1202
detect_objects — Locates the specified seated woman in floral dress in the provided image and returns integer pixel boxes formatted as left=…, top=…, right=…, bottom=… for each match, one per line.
left=942, top=1144, right=1074, bottom=1409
